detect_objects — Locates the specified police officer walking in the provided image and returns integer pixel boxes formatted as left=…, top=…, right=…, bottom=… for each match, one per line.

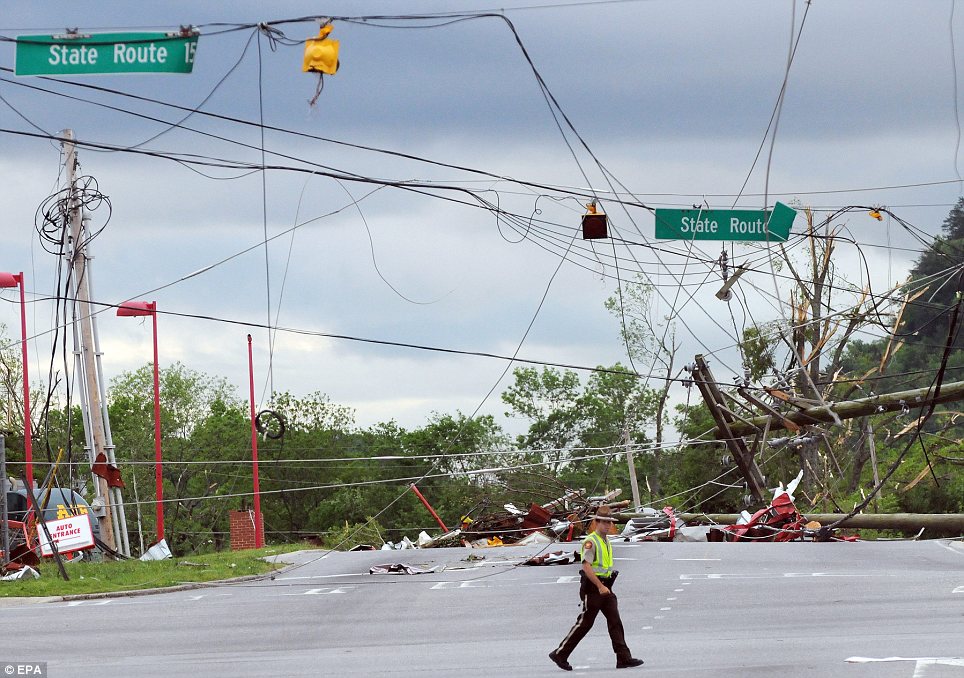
left=549, top=505, right=644, bottom=671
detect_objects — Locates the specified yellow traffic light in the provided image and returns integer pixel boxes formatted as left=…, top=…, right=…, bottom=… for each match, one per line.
left=303, top=24, right=339, bottom=75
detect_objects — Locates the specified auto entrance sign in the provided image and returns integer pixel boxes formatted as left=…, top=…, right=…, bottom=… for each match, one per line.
left=38, top=514, right=95, bottom=556
left=15, top=31, right=199, bottom=76
left=654, top=202, right=797, bottom=242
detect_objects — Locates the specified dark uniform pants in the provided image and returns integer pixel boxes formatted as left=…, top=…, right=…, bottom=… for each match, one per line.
left=554, top=573, right=632, bottom=662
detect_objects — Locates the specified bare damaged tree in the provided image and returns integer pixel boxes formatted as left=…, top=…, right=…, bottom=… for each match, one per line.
left=606, top=277, right=680, bottom=496
left=774, top=208, right=897, bottom=498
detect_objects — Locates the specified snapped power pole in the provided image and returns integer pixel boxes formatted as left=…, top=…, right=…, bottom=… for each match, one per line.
left=63, top=130, right=130, bottom=556
left=691, top=355, right=767, bottom=503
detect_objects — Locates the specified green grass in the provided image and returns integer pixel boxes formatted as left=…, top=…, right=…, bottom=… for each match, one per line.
left=0, top=542, right=313, bottom=598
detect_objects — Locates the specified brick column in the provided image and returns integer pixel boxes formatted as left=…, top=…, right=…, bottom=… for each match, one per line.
left=230, top=509, right=264, bottom=550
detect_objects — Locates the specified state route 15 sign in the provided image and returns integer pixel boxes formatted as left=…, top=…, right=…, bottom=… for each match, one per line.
left=654, top=202, right=797, bottom=242
left=38, top=514, right=96, bottom=556
left=15, top=31, right=199, bottom=76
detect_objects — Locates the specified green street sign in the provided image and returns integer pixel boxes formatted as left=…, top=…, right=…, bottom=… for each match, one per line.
left=654, top=202, right=797, bottom=242
left=15, top=32, right=199, bottom=76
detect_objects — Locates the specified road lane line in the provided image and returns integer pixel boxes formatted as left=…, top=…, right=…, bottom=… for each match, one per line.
left=275, top=572, right=368, bottom=581
left=284, top=586, right=355, bottom=595
left=846, top=656, right=964, bottom=676
left=680, top=572, right=880, bottom=580
left=674, top=558, right=720, bottom=561
left=936, top=541, right=964, bottom=555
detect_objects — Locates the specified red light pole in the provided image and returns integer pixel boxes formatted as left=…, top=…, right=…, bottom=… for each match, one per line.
left=247, top=334, right=264, bottom=548
left=117, top=301, right=164, bottom=541
left=0, top=272, right=32, bottom=488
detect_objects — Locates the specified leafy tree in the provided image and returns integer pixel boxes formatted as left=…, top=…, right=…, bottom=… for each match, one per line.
left=502, top=364, right=657, bottom=505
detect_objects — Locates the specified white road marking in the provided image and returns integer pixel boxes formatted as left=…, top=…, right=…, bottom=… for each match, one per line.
left=936, top=541, right=964, bottom=555
left=666, top=597, right=677, bottom=601
left=530, top=576, right=579, bottom=585
left=614, top=557, right=638, bottom=561
left=674, top=588, right=684, bottom=592
left=674, top=558, right=721, bottom=561
left=846, top=656, right=964, bottom=677
left=284, top=586, right=355, bottom=595
left=681, top=572, right=879, bottom=580
left=641, top=626, right=653, bottom=630
left=659, top=607, right=671, bottom=611
left=66, top=600, right=111, bottom=606
left=953, top=586, right=964, bottom=594
left=275, top=572, right=368, bottom=581
left=430, top=580, right=487, bottom=590
left=653, top=615, right=664, bottom=619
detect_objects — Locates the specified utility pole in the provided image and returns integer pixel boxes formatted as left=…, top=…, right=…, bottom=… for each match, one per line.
left=63, top=130, right=129, bottom=555
left=623, top=416, right=642, bottom=510
left=866, top=421, right=880, bottom=513
left=691, top=355, right=767, bottom=503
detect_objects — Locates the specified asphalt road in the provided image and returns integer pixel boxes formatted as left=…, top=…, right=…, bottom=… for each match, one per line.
left=1, top=540, right=962, bottom=677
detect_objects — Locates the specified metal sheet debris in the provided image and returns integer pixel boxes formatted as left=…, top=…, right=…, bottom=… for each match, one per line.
left=369, top=563, right=440, bottom=575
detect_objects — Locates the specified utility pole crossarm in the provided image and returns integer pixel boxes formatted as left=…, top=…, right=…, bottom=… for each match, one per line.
left=717, top=379, right=964, bottom=439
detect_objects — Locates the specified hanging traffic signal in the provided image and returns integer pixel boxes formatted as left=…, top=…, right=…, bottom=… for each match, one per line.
left=582, top=201, right=608, bottom=239
left=303, top=24, right=339, bottom=75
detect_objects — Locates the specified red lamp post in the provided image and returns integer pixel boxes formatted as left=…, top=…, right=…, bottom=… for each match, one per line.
left=0, top=272, right=32, bottom=488
left=117, top=300, right=164, bottom=541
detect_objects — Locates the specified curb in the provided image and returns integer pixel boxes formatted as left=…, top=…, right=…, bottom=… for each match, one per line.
left=1, top=558, right=303, bottom=606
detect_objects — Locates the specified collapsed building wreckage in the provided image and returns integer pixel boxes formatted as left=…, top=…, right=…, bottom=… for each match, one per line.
left=369, top=471, right=857, bottom=553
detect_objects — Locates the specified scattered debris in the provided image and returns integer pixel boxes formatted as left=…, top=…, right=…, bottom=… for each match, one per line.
left=706, top=472, right=847, bottom=543
left=369, top=563, right=439, bottom=575
left=524, top=550, right=578, bottom=566
left=140, top=538, right=172, bottom=561
left=516, top=531, right=554, bottom=546
left=1, top=565, right=40, bottom=581
left=384, top=476, right=858, bottom=549
left=619, top=507, right=683, bottom=542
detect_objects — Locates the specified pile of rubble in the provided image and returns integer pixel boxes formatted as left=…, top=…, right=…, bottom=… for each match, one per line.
left=376, top=472, right=858, bottom=551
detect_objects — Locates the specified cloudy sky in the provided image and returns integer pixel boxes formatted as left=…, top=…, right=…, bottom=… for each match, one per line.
left=1, top=1, right=962, bottom=436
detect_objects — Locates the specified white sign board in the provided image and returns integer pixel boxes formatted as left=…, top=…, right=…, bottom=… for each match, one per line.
left=38, top=514, right=95, bottom=556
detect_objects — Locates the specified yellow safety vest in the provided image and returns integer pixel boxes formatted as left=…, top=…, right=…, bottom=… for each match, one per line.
left=582, top=531, right=614, bottom=577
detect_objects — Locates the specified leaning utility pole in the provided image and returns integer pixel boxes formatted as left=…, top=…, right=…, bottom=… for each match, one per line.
left=63, top=130, right=130, bottom=556
left=691, top=355, right=767, bottom=503
left=623, top=416, right=642, bottom=510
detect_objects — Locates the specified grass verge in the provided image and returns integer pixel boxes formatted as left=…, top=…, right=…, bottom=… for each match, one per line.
left=0, top=542, right=313, bottom=598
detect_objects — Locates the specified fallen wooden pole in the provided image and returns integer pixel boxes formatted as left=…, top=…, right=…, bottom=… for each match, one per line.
left=615, top=512, right=964, bottom=535
left=716, top=379, right=964, bottom=439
